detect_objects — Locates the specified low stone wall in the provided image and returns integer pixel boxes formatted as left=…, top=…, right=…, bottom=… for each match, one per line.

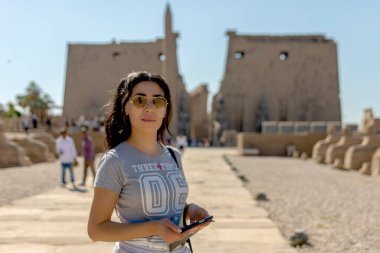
left=237, top=132, right=326, bottom=156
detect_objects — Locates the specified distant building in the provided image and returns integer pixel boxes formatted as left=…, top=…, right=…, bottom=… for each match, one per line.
left=212, top=31, right=341, bottom=141
left=63, top=6, right=341, bottom=144
left=63, top=5, right=194, bottom=137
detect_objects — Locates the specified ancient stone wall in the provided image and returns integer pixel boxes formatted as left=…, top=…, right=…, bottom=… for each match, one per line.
left=63, top=6, right=189, bottom=137
left=213, top=32, right=341, bottom=134
left=189, top=84, right=208, bottom=139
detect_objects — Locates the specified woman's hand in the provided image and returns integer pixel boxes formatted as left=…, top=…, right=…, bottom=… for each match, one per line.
left=187, top=203, right=209, bottom=223
left=186, top=203, right=211, bottom=233
left=152, top=219, right=196, bottom=244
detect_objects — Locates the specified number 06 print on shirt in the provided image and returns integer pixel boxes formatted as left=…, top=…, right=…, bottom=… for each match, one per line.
left=140, top=172, right=188, bottom=216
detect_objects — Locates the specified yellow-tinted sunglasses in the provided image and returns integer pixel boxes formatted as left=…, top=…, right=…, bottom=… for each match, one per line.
left=129, top=95, right=168, bottom=109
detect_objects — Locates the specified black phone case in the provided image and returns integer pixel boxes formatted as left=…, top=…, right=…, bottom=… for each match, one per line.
left=180, top=216, right=214, bottom=233
left=169, top=216, right=214, bottom=251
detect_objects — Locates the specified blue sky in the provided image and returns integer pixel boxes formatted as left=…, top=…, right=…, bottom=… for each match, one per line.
left=1, top=0, right=379, bottom=124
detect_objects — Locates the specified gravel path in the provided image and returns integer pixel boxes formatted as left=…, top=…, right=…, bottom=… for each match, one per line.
left=227, top=155, right=380, bottom=253
left=0, top=158, right=94, bottom=207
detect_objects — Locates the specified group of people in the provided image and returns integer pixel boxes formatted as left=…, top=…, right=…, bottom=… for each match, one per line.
left=56, top=71, right=211, bottom=253
left=22, top=114, right=52, bottom=133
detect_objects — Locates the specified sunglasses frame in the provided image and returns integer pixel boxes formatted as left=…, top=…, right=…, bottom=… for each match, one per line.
left=129, top=95, right=168, bottom=109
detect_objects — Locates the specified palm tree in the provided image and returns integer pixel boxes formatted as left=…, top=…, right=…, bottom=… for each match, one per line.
left=16, top=81, right=54, bottom=123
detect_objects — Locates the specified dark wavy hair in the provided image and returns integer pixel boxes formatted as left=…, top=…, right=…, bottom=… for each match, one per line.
left=104, top=71, right=172, bottom=149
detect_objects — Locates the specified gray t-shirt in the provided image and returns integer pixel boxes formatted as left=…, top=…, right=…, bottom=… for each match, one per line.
left=94, top=142, right=189, bottom=252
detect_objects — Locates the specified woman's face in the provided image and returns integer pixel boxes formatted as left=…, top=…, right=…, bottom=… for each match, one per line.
left=125, top=81, right=167, bottom=135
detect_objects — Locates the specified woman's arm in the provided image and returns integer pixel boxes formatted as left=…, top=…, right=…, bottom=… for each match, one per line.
left=87, top=187, right=193, bottom=243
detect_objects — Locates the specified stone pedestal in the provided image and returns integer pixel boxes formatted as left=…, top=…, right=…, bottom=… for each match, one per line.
left=0, top=121, right=31, bottom=168
left=343, top=126, right=380, bottom=170
left=312, top=126, right=340, bottom=163
left=325, top=127, right=362, bottom=168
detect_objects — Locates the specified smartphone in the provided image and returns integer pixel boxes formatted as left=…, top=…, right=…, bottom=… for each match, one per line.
left=180, top=215, right=214, bottom=233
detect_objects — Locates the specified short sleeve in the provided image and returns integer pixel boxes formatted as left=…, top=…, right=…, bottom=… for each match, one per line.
left=94, top=152, right=124, bottom=193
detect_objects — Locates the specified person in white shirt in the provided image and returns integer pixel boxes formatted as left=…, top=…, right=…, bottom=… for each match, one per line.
left=176, top=134, right=188, bottom=154
left=56, top=128, right=78, bottom=187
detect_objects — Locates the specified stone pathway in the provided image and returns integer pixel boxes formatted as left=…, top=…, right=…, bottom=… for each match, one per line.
left=0, top=148, right=295, bottom=253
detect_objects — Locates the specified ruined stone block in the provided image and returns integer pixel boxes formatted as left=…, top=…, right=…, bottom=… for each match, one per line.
left=312, top=125, right=340, bottom=163
left=278, top=122, right=294, bottom=134
left=262, top=121, right=278, bottom=134
left=310, top=121, right=327, bottom=133
left=11, top=136, right=55, bottom=164
left=294, top=122, right=310, bottom=134
left=31, top=132, right=57, bottom=156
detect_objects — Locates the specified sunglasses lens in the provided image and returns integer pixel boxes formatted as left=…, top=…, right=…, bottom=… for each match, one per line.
left=132, top=96, right=148, bottom=108
left=153, top=97, right=167, bottom=108
left=131, top=96, right=167, bottom=108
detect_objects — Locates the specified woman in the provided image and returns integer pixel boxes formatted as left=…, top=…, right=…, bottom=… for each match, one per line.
left=88, top=71, right=210, bottom=252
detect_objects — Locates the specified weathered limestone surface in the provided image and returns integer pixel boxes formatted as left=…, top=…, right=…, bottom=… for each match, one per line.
left=212, top=33, right=341, bottom=135
left=343, top=127, right=380, bottom=170
left=312, top=126, right=340, bottom=163
left=11, top=136, right=55, bottom=164
left=278, top=122, right=294, bottom=134
left=189, top=84, right=209, bottom=139
left=31, top=133, right=57, bottom=155
left=262, top=121, right=278, bottom=134
left=325, top=127, right=362, bottom=167
left=370, top=148, right=380, bottom=176
left=63, top=6, right=189, bottom=137
left=0, top=122, right=31, bottom=168
left=294, top=121, right=310, bottom=133
left=237, top=132, right=325, bottom=156
left=219, top=129, right=237, bottom=147
left=310, top=121, right=327, bottom=133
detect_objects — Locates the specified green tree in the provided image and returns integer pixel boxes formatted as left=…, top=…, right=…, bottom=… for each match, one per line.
left=16, top=81, right=54, bottom=122
left=0, top=102, right=21, bottom=118
left=6, top=102, right=21, bottom=118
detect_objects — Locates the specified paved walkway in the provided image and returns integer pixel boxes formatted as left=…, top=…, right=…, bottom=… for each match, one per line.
left=0, top=148, right=295, bottom=253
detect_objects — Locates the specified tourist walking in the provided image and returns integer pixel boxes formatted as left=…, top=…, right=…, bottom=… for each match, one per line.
left=56, top=128, right=78, bottom=188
